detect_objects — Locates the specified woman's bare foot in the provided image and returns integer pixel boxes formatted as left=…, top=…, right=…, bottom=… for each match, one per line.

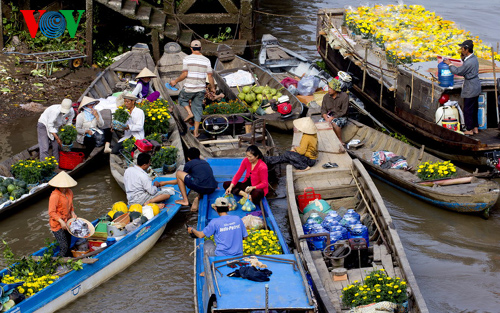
left=296, top=166, right=311, bottom=172
left=175, top=199, right=190, bottom=206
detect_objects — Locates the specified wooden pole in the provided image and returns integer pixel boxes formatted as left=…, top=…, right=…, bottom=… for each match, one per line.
left=85, top=0, right=93, bottom=64
left=0, top=0, right=3, bottom=50
left=492, top=47, right=499, bottom=124
left=379, top=59, right=384, bottom=106
left=151, top=29, right=160, bottom=63
left=410, top=73, right=414, bottom=109
left=362, top=46, right=368, bottom=92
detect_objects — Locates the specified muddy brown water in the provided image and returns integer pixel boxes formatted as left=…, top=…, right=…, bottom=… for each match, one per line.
left=2, top=1, right=500, bottom=312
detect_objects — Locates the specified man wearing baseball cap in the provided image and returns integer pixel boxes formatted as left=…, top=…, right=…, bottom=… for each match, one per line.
left=170, top=40, right=216, bottom=138
left=443, top=40, right=481, bottom=135
left=321, top=78, right=349, bottom=151
left=37, top=98, right=75, bottom=161
left=187, top=197, right=247, bottom=257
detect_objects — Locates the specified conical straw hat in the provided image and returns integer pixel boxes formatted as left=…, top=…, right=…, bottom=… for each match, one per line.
left=136, top=67, right=157, bottom=79
left=78, top=96, right=100, bottom=111
left=48, top=171, right=77, bottom=188
left=293, top=117, right=317, bottom=134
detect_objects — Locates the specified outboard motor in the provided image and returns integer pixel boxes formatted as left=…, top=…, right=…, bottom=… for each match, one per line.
left=485, top=151, right=500, bottom=174
left=337, top=71, right=353, bottom=92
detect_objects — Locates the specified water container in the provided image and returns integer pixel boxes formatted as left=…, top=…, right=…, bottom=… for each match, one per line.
left=309, top=212, right=323, bottom=224
left=345, top=209, right=360, bottom=221
left=349, top=224, right=370, bottom=247
left=435, top=104, right=460, bottom=125
left=322, top=219, right=340, bottom=231
left=310, top=225, right=328, bottom=251
left=340, top=215, right=358, bottom=229
left=326, top=211, right=342, bottom=222
left=330, top=225, right=349, bottom=240
left=438, top=61, right=454, bottom=87
left=303, top=219, right=317, bottom=234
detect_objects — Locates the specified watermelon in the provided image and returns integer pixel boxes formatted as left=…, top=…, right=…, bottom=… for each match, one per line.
left=140, top=216, right=148, bottom=224
left=3, top=178, right=13, bottom=186
left=113, top=211, right=124, bottom=220
left=15, top=180, right=27, bottom=189
left=129, top=211, right=142, bottom=221
left=7, top=184, right=16, bottom=193
left=0, top=177, right=4, bottom=184
left=10, top=189, right=24, bottom=200
left=0, top=186, right=7, bottom=194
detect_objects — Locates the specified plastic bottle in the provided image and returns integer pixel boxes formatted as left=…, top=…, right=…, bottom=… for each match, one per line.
left=349, top=224, right=370, bottom=247
left=309, top=212, right=323, bottom=224
left=438, top=60, right=454, bottom=87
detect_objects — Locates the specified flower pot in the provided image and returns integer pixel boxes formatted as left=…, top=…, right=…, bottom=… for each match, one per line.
left=163, top=162, right=177, bottom=174
left=152, top=168, right=164, bottom=176
left=161, top=133, right=169, bottom=142
left=112, top=120, right=127, bottom=132
left=61, top=143, right=73, bottom=152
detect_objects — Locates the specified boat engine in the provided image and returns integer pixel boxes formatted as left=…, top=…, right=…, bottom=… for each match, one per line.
left=485, top=151, right=500, bottom=173
left=343, top=238, right=372, bottom=269
left=275, top=95, right=293, bottom=119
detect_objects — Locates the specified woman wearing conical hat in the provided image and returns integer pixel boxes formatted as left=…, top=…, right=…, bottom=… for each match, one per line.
left=131, top=67, right=160, bottom=102
left=75, top=96, right=105, bottom=157
left=265, top=117, right=318, bottom=171
left=47, top=172, right=78, bottom=257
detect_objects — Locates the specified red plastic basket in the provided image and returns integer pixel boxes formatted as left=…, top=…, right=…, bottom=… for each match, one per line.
left=59, top=151, right=85, bottom=170
left=297, top=187, right=321, bottom=213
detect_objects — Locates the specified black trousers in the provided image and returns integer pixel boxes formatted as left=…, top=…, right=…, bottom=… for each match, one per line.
left=265, top=151, right=316, bottom=170
left=53, top=228, right=72, bottom=257
left=464, top=96, right=479, bottom=130
left=223, top=180, right=264, bottom=205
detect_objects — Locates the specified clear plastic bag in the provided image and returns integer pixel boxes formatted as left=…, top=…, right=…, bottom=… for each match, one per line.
left=224, top=194, right=238, bottom=211
left=297, top=76, right=320, bottom=96
left=241, top=198, right=257, bottom=212
left=242, top=215, right=264, bottom=230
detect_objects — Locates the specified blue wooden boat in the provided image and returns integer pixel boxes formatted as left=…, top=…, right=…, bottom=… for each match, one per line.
left=194, top=158, right=315, bottom=312
left=0, top=177, right=183, bottom=313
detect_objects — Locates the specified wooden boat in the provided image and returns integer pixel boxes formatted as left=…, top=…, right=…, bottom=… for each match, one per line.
left=155, top=55, right=276, bottom=159
left=342, top=120, right=500, bottom=218
left=316, top=8, right=500, bottom=169
left=194, top=158, right=315, bottom=313
left=214, top=45, right=308, bottom=131
left=0, top=181, right=185, bottom=313
left=286, top=117, right=429, bottom=312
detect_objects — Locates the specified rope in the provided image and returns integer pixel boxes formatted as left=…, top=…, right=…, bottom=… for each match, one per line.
left=253, top=9, right=316, bottom=18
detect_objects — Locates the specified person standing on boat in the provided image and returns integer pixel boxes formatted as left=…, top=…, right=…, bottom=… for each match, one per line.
left=111, top=92, right=145, bottom=154
left=37, top=99, right=74, bottom=162
left=131, top=67, right=160, bottom=102
left=47, top=171, right=78, bottom=257
left=265, top=117, right=318, bottom=171
left=75, top=96, right=106, bottom=158
left=223, top=145, right=268, bottom=206
left=160, top=147, right=218, bottom=211
left=443, top=40, right=481, bottom=136
left=187, top=197, right=247, bottom=257
left=124, top=153, right=172, bottom=206
left=321, top=79, right=349, bottom=151
left=169, top=40, right=216, bottom=138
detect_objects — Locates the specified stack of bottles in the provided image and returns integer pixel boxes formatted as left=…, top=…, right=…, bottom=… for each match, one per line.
left=302, top=209, right=369, bottom=251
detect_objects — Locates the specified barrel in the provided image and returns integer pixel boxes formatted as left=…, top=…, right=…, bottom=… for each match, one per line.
left=438, top=61, right=454, bottom=87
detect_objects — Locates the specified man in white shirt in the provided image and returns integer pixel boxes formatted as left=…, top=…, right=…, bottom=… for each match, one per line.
left=112, top=92, right=145, bottom=154
left=124, top=153, right=171, bottom=205
left=170, top=40, right=215, bottom=138
left=37, top=99, right=74, bottom=161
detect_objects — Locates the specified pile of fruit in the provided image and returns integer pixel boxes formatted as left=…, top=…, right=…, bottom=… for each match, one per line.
left=344, top=4, right=500, bottom=63
left=0, top=177, right=29, bottom=204
left=237, top=85, right=284, bottom=113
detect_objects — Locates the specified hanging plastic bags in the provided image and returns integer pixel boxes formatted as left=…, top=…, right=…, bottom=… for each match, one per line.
left=297, top=76, right=320, bottom=96
left=224, top=194, right=238, bottom=211
left=241, top=198, right=257, bottom=212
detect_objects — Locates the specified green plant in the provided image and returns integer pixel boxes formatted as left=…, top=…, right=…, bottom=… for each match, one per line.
left=58, top=125, right=77, bottom=145
left=204, top=27, right=232, bottom=43
left=243, top=229, right=282, bottom=255
left=138, top=99, right=171, bottom=135
left=381, top=129, right=410, bottom=144
left=146, top=133, right=162, bottom=143
left=113, top=106, right=131, bottom=124
left=341, top=269, right=408, bottom=307
left=416, top=160, right=457, bottom=181
left=10, top=157, right=58, bottom=184
left=203, top=100, right=248, bottom=115
left=151, top=145, right=178, bottom=168
left=122, top=137, right=136, bottom=153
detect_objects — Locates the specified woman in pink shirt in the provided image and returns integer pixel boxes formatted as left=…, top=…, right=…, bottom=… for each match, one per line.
left=223, top=145, right=268, bottom=205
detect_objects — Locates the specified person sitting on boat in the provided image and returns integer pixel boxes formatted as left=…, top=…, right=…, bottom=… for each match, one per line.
left=37, top=98, right=75, bottom=162
left=443, top=40, right=481, bottom=136
left=75, top=96, right=107, bottom=158
left=111, top=92, right=145, bottom=154
left=223, top=145, right=268, bottom=206
left=48, top=171, right=78, bottom=257
left=187, top=197, right=247, bottom=257
left=204, top=78, right=225, bottom=106
left=321, top=78, right=349, bottom=152
left=160, top=147, right=218, bottom=211
left=131, top=67, right=160, bottom=102
left=169, top=40, right=216, bottom=138
left=265, top=117, right=318, bottom=171
left=123, top=153, right=172, bottom=206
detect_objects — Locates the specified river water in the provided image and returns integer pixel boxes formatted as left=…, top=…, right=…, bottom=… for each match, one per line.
left=1, top=1, right=500, bottom=312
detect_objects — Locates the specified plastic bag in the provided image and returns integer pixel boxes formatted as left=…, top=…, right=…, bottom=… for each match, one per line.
left=224, top=194, right=237, bottom=211
left=241, top=199, right=257, bottom=212
left=297, top=76, right=320, bottom=96
left=242, top=215, right=264, bottom=230
left=280, top=77, right=298, bottom=88
left=303, top=199, right=331, bottom=214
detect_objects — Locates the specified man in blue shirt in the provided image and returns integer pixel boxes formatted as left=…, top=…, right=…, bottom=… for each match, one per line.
left=187, top=197, right=247, bottom=257
left=161, top=147, right=217, bottom=210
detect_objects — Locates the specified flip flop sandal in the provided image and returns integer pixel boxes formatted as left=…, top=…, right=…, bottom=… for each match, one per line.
left=322, top=162, right=338, bottom=169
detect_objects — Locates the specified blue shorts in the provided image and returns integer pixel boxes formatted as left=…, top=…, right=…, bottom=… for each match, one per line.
left=184, top=174, right=216, bottom=195
left=179, top=90, right=206, bottom=122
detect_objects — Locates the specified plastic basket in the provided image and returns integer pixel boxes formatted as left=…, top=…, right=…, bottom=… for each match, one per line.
left=297, top=187, right=321, bottom=213
left=59, top=151, right=85, bottom=170
left=71, top=249, right=91, bottom=258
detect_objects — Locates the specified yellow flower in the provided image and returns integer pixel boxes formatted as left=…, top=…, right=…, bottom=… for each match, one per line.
left=397, top=290, right=402, bottom=293
left=61, top=129, right=65, bottom=131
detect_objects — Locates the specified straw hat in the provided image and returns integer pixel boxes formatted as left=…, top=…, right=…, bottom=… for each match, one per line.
left=293, top=117, right=317, bottom=134
left=78, top=96, right=100, bottom=111
left=136, top=67, right=157, bottom=79
left=48, top=171, right=77, bottom=188
left=122, top=91, right=138, bottom=101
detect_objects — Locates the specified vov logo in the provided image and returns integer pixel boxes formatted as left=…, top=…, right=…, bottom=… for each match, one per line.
left=20, top=10, right=85, bottom=39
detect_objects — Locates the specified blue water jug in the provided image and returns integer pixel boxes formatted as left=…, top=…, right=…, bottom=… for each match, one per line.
left=322, top=219, right=340, bottom=231
left=349, top=224, right=370, bottom=247
left=303, top=219, right=317, bottom=234
left=345, top=209, right=360, bottom=221
left=310, top=225, right=328, bottom=251
left=330, top=225, right=349, bottom=240
left=309, top=212, right=323, bottom=224
left=326, top=211, right=342, bottom=222
left=340, top=215, right=358, bottom=229
left=438, top=61, right=454, bottom=87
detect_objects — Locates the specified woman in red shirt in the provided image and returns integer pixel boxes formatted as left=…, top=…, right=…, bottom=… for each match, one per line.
left=223, top=145, right=268, bottom=205
left=48, top=171, right=78, bottom=257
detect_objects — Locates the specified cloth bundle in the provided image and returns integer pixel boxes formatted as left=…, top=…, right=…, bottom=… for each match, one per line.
left=371, top=151, right=408, bottom=170
left=227, top=266, right=273, bottom=282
